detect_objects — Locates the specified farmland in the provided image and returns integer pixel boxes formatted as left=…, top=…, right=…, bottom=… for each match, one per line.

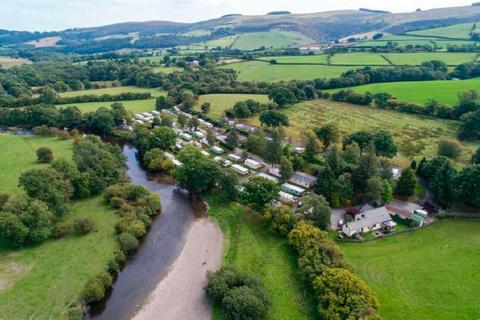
left=58, top=86, right=165, bottom=98
left=245, top=99, right=477, bottom=166
left=151, top=66, right=182, bottom=74
left=0, top=56, right=31, bottom=68
left=341, top=220, right=480, bottom=320
left=220, top=61, right=353, bottom=82
left=382, top=52, right=477, bottom=65
left=328, top=78, right=480, bottom=106
left=330, top=53, right=389, bottom=65
left=408, top=21, right=478, bottom=39
left=57, top=98, right=158, bottom=113
left=230, top=31, right=314, bottom=50
left=208, top=196, right=317, bottom=320
left=257, top=55, right=329, bottom=64
left=197, top=93, right=270, bottom=119
left=0, top=135, right=119, bottom=319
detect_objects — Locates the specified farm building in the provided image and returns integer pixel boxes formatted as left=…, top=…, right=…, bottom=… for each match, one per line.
left=281, top=183, right=305, bottom=197
left=342, top=206, right=396, bottom=237
left=256, top=173, right=279, bottom=184
left=228, top=154, right=242, bottom=162
left=279, top=191, right=298, bottom=204
left=244, top=159, right=263, bottom=170
left=232, top=164, right=249, bottom=175
left=289, top=172, right=317, bottom=189
left=211, top=146, right=224, bottom=154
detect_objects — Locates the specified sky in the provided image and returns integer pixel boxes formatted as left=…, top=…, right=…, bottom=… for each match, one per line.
left=0, top=0, right=476, bottom=31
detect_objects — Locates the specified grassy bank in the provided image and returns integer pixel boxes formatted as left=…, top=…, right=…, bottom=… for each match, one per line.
left=207, top=195, right=317, bottom=320
left=341, top=220, right=480, bottom=320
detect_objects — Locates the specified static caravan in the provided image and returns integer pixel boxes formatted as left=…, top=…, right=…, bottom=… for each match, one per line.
left=211, top=146, right=224, bottom=155
left=289, top=172, right=317, bottom=189
left=201, top=150, right=210, bottom=157
left=172, top=159, right=182, bottom=167
left=244, top=159, right=262, bottom=170
left=256, top=173, right=279, bottom=184
left=194, top=131, right=205, bottom=139
left=281, top=183, right=305, bottom=197
left=151, top=111, right=161, bottom=116
left=279, top=191, right=297, bottom=204
left=228, top=154, right=242, bottom=163
left=164, top=152, right=175, bottom=161
left=232, top=164, right=249, bottom=176
left=222, top=159, right=233, bottom=167
left=180, top=133, right=192, bottom=141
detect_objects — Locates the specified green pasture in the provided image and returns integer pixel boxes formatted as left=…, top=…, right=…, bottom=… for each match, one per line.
left=383, top=52, right=477, bottom=65
left=330, top=53, right=389, bottom=65
left=408, top=22, right=478, bottom=40
left=58, top=86, right=165, bottom=98
left=257, top=55, right=329, bottom=64
left=57, top=98, right=160, bottom=113
left=196, top=94, right=270, bottom=119
left=231, top=31, right=314, bottom=50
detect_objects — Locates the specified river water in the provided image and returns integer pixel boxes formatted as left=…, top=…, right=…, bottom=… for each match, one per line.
left=85, top=145, right=195, bottom=320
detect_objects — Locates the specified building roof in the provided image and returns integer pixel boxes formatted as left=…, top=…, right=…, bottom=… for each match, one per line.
left=291, top=172, right=316, bottom=184
left=344, top=206, right=392, bottom=232
left=281, top=183, right=305, bottom=193
left=386, top=205, right=413, bottom=219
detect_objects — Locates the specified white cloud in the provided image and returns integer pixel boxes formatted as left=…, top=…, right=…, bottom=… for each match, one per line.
left=0, top=0, right=475, bottom=31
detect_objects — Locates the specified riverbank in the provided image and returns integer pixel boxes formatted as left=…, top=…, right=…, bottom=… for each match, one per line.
left=133, top=217, right=223, bottom=320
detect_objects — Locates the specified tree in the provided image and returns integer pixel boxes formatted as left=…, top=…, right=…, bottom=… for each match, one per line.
left=315, top=165, right=336, bottom=203
left=373, top=130, right=397, bottom=158
left=373, top=92, right=392, bottom=108
left=118, top=232, right=139, bottom=254
left=279, top=157, right=293, bottom=182
left=177, top=113, right=187, bottom=128
left=437, top=139, right=462, bottom=159
left=353, top=147, right=379, bottom=191
left=365, top=177, right=383, bottom=206
left=206, top=128, right=216, bottom=146
left=18, top=168, right=73, bottom=216
left=233, top=101, right=251, bottom=118
left=110, top=102, right=127, bottom=126
left=160, top=114, right=173, bottom=127
left=343, top=141, right=361, bottom=165
left=315, top=123, right=340, bottom=150
left=226, top=127, right=239, bottom=149
left=85, top=107, right=115, bottom=135
left=431, top=161, right=457, bottom=209
left=173, top=146, right=221, bottom=194
left=344, top=131, right=374, bottom=153
left=259, top=110, right=289, bottom=128
left=263, top=128, right=283, bottom=165
left=201, top=102, right=211, bottom=114
left=241, top=177, right=280, bottom=212
left=38, top=87, right=58, bottom=104
left=187, top=116, right=200, bottom=130
left=268, top=87, right=297, bottom=107
left=73, top=217, right=95, bottom=235
left=263, top=205, right=297, bottom=235
left=458, top=110, right=480, bottom=141
left=180, top=90, right=196, bottom=112
left=312, top=268, right=379, bottom=320
left=302, top=131, right=320, bottom=161
left=155, top=96, right=168, bottom=110
left=36, top=147, right=54, bottom=163
left=334, top=173, right=353, bottom=206
left=456, top=165, right=480, bottom=207
left=217, top=169, right=239, bottom=201
left=148, top=126, right=176, bottom=151
left=473, top=148, right=480, bottom=164
left=381, top=179, right=394, bottom=203
left=300, top=194, right=331, bottom=229
left=395, top=168, right=417, bottom=198
left=246, top=130, right=266, bottom=155
left=60, top=106, right=83, bottom=128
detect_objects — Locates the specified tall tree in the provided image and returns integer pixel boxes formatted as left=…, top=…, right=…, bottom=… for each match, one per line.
left=206, top=128, right=216, bottom=146
left=373, top=130, right=398, bottom=158
left=395, top=168, right=417, bottom=197
left=302, top=131, right=320, bottom=161
left=280, top=157, right=294, bottom=182
left=353, top=146, right=379, bottom=191
left=431, top=162, right=457, bottom=209
left=298, top=194, right=331, bottom=229
left=455, top=165, right=480, bottom=207
left=315, top=123, right=340, bottom=150
left=315, top=165, right=336, bottom=202
left=225, top=127, right=239, bottom=149
left=264, top=129, right=283, bottom=166
left=381, top=179, right=394, bottom=204
left=365, top=177, right=383, bottom=207
left=241, top=177, right=280, bottom=212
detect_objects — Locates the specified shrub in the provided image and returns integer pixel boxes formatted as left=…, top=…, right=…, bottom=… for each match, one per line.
left=36, top=147, right=54, bottom=163
left=263, top=205, right=297, bottom=236
left=437, top=139, right=462, bottom=159
left=83, top=278, right=105, bottom=303
left=67, top=306, right=85, bottom=320
left=115, top=218, right=147, bottom=238
left=52, top=222, right=72, bottom=238
left=107, top=259, right=120, bottom=273
left=118, top=232, right=139, bottom=254
left=73, top=217, right=95, bottom=235
left=222, top=286, right=269, bottom=320
left=95, top=271, right=113, bottom=289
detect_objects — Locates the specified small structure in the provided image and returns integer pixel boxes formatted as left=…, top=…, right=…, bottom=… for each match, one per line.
left=164, top=152, right=175, bottom=161
left=222, top=159, right=233, bottom=167
left=281, top=183, right=305, bottom=197
left=213, top=156, right=223, bottom=163
left=172, top=159, right=182, bottom=167
left=386, top=205, right=413, bottom=220
left=392, top=167, right=402, bottom=180
left=256, top=173, right=279, bottom=184
left=268, top=167, right=281, bottom=178
left=180, top=133, right=192, bottom=141
left=279, top=191, right=298, bottom=204
left=211, top=146, right=224, bottom=155
left=414, top=209, right=428, bottom=219
left=194, top=131, right=205, bottom=139
left=232, top=164, right=249, bottom=176
left=244, top=159, right=262, bottom=170
left=294, top=147, right=305, bottom=154
left=342, top=206, right=396, bottom=237
left=228, top=154, right=242, bottom=163
left=289, top=172, right=317, bottom=189
left=151, top=111, right=161, bottom=116
left=201, top=150, right=210, bottom=157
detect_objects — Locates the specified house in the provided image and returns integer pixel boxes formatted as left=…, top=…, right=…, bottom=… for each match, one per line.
left=228, top=154, right=242, bottom=163
left=279, top=191, right=298, bottom=204
left=232, top=164, right=249, bottom=176
left=342, top=206, right=396, bottom=237
left=281, top=183, right=305, bottom=197
left=256, top=173, right=279, bottom=184
left=244, top=159, right=262, bottom=170
left=386, top=205, right=413, bottom=220
left=289, top=172, right=317, bottom=189
left=211, top=146, right=224, bottom=155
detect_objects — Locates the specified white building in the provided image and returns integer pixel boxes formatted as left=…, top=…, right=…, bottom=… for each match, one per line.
left=180, top=133, right=192, bottom=141
left=289, top=172, right=317, bottom=189
left=201, top=150, right=210, bottom=157
left=342, top=206, right=396, bottom=237
left=256, top=173, right=279, bottom=184
left=244, top=159, right=262, bottom=170
left=281, top=183, right=305, bottom=197
left=194, top=131, right=205, bottom=139
left=211, top=146, right=224, bottom=155
left=228, top=154, right=242, bottom=163
left=232, top=164, right=249, bottom=176
left=222, top=159, right=233, bottom=167
left=279, top=191, right=298, bottom=204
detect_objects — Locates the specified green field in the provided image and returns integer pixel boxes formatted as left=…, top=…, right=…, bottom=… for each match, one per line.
left=329, top=78, right=480, bottom=106
left=330, top=53, right=389, bottom=65
left=59, top=86, right=165, bottom=98
left=257, top=55, right=329, bottom=64
left=341, top=220, right=480, bottom=320
left=231, top=31, right=314, bottom=50
left=151, top=66, right=182, bottom=74
left=408, top=22, right=478, bottom=40
left=57, top=98, right=160, bottom=113
left=0, top=135, right=120, bottom=319
left=356, top=40, right=435, bottom=47
left=245, top=99, right=477, bottom=166
left=197, top=94, right=270, bottom=119
left=197, top=35, right=238, bottom=48
left=383, top=52, right=477, bottom=65
left=208, top=196, right=317, bottom=320
left=221, top=61, right=353, bottom=82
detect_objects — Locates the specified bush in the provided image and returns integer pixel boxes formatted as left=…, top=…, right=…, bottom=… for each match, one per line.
left=118, top=232, right=139, bottom=254
left=67, top=306, right=85, bottom=320
left=115, top=218, right=147, bottom=238
left=52, top=222, right=72, bottom=238
left=73, top=217, right=95, bottom=235
left=95, top=271, right=113, bottom=289
left=83, top=278, right=105, bottom=303
left=107, top=259, right=120, bottom=273
left=437, top=139, right=462, bottom=159
left=263, top=205, right=297, bottom=236
left=222, top=286, right=269, bottom=320
left=36, top=147, right=54, bottom=163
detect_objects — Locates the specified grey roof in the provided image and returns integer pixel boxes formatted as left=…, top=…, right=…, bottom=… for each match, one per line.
left=291, top=172, right=316, bottom=184
left=344, top=206, right=392, bottom=231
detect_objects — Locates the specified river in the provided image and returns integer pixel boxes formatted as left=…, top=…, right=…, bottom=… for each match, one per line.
left=85, top=145, right=195, bottom=320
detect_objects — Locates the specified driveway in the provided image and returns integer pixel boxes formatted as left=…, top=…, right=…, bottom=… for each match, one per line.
left=330, top=208, right=345, bottom=231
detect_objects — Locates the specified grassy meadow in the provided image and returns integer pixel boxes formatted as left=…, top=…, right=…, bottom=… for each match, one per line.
left=197, top=93, right=270, bottom=119
left=408, top=22, right=478, bottom=39
left=257, top=55, right=329, bottom=64
left=151, top=66, right=183, bottom=74
left=231, top=31, right=314, bottom=50
left=382, top=52, right=477, bottom=65
left=57, top=99, right=158, bottom=113
left=245, top=99, right=477, bottom=166
left=330, top=53, right=389, bottom=65
left=0, top=135, right=120, bottom=319
left=208, top=196, right=317, bottom=320
left=0, top=56, right=32, bottom=69
left=58, top=86, right=165, bottom=98
left=341, top=220, right=480, bottom=320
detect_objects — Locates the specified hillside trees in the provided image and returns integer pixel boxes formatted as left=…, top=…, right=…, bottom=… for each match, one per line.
left=259, top=110, right=289, bottom=128
left=395, top=168, right=417, bottom=197
left=241, top=177, right=279, bottom=212
left=315, top=123, right=340, bottom=150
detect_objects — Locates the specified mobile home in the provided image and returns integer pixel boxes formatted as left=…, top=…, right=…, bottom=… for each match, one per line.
left=232, top=164, right=249, bottom=176
left=281, top=183, right=305, bottom=197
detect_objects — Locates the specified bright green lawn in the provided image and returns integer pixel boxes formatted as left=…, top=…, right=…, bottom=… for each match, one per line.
left=341, top=220, right=480, bottom=320
left=231, top=31, right=314, bottom=50
left=0, top=135, right=120, bottom=319
left=328, top=78, right=480, bottom=106
left=257, top=55, right=329, bottom=64
left=59, top=86, right=165, bottom=98
left=198, top=35, right=238, bottom=48
left=220, top=61, right=353, bottom=82
left=196, top=94, right=270, bottom=119
left=383, top=52, right=477, bottom=65
left=57, top=98, right=159, bottom=113
left=207, top=196, right=317, bottom=320
left=0, top=135, right=73, bottom=194
left=330, top=53, right=389, bottom=65
left=356, top=40, right=434, bottom=47
left=408, top=22, right=479, bottom=40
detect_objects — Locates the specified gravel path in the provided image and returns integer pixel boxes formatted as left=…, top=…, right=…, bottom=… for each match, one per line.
left=133, top=217, right=223, bottom=320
